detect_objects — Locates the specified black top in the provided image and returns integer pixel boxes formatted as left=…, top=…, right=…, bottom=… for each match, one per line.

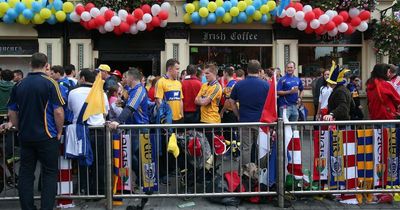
left=327, top=85, right=352, bottom=121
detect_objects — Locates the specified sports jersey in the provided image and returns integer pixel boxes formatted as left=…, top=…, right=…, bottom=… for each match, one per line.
left=126, top=83, right=149, bottom=124
left=197, top=80, right=222, bottom=123
left=155, top=75, right=183, bottom=121
left=277, top=74, right=304, bottom=107
left=222, top=79, right=237, bottom=111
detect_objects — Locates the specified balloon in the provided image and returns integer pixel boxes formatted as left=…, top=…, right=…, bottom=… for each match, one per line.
left=222, top=12, right=231, bottom=23
left=357, top=21, right=368, bottom=32
left=351, top=16, right=361, bottom=27
left=185, top=3, right=195, bottom=14
left=3, top=15, right=14, bottom=24
left=160, top=19, right=168, bottom=27
left=46, top=14, right=57, bottom=25
left=303, top=5, right=312, bottom=13
left=260, top=5, right=269, bottom=14
left=245, top=0, right=253, bottom=6
left=305, top=26, right=314, bottom=34
left=183, top=13, right=192, bottom=24
left=6, top=8, right=18, bottom=19
left=349, top=8, right=359, bottom=18
left=150, top=16, right=160, bottom=27
left=158, top=10, right=168, bottom=20
left=293, top=2, right=303, bottom=11
left=119, top=22, right=130, bottom=32
left=87, top=19, right=97, bottom=29
left=253, top=10, right=261, bottom=21
left=130, top=24, right=138, bottom=34
left=328, top=27, right=338, bottom=37
left=85, top=3, right=95, bottom=12
left=199, top=7, right=208, bottom=17
left=278, top=9, right=286, bottom=18
left=230, top=7, right=239, bottom=17
left=325, top=21, right=335, bottom=31
left=0, top=2, right=10, bottom=13
left=238, top=11, right=247, bottom=23
left=133, top=9, right=143, bottom=19
left=261, top=14, right=268, bottom=23
left=104, top=9, right=114, bottom=21
left=15, top=2, right=26, bottom=13
left=216, top=17, right=223, bottom=24
left=223, top=1, right=232, bottom=11
left=40, top=8, right=52, bottom=19
left=216, top=0, right=224, bottom=7
left=297, top=21, right=307, bottom=31
left=200, top=17, right=207, bottom=25
left=22, top=9, right=33, bottom=19
left=286, top=7, right=296, bottom=17
left=161, top=2, right=171, bottom=11
left=281, top=16, right=292, bottom=27
left=62, top=2, right=74, bottom=13
left=95, top=15, right=105, bottom=25
left=200, top=0, right=208, bottom=8
left=142, top=4, right=151, bottom=14
left=32, top=13, right=44, bottom=24
left=55, top=11, right=66, bottom=22
left=359, top=10, right=371, bottom=21
left=17, top=14, right=30, bottom=24
left=246, top=16, right=253, bottom=23
left=345, top=24, right=354, bottom=35
left=137, top=20, right=146, bottom=31
left=53, top=0, right=62, bottom=11
left=332, top=15, right=343, bottom=26
left=75, top=5, right=85, bottom=15
left=98, top=26, right=106, bottom=34
left=245, top=5, right=255, bottom=16
left=252, top=0, right=260, bottom=9
left=191, top=12, right=200, bottom=23
left=318, top=14, right=329, bottom=24
left=104, top=21, right=114, bottom=31
left=207, top=12, right=216, bottom=23
left=151, top=4, right=161, bottom=16
left=111, top=16, right=121, bottom=26
left=294, top=11, right=304, bottom=22
left=215, top=7, right=225, bottom=17
left=310, top=19, right=320, bottom=29
left=267, top=1, right=276, bottom=10
left=339, top=11, right=349, bottom=22
left=118, top=9, right=128, bottom=21
left=315, top=25, right=325, bottom=34
left=207, top=2, right=217, bottom=12
left=312, top=8, right=323, bottom=18
left=80, top=11, right=91, bottom=22
left=113, top=26, right=122, bottom=35
left=8, top=0, right=18, bottom=8
left=325, top=10, right=335, bottom=20
left=338, top=22, right=348, bottom=33
left=69, top=12, right=80, bottom=22
left=125, top=14, right=136, bottom=25
left=304, top=11, right=315, bottom=22
left=193, top=1, right=200, bottom=11
left=231, top=16, right=237, bottom=24
left=290, top=18, right=297, bottom=28
left=142, top=13, right=151, bottom=23
left=90, top=8, right=101, bottom=18
left=100, top=7, right=108, bottom=15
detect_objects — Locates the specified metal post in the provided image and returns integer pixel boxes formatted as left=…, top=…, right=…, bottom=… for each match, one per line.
left=277, top=118, right=285, bottom=208
left=105, top=127, right=113, bottom=210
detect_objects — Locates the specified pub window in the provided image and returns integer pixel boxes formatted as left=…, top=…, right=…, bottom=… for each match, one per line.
left=46, top=43, right=52, bottom=65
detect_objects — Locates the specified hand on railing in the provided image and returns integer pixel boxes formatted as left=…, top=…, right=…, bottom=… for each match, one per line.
left=0, top=122, right=13, bottom=133
left=322, top=114, right=334, bottom=121
left=106, top=121, right=120, bottom=130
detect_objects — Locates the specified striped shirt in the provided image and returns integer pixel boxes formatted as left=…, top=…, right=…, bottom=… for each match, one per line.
left=127, top=83, right=149, bottom=124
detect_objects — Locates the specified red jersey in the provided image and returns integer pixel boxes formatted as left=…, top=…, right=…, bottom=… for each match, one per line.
left=182, top=76, right=202, bottom=112
left=367, top=78, right=400, bottom=120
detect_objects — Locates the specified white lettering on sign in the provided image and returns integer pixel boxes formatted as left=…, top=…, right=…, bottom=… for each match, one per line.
left=300, top=77, right=317, bottom=90
left=203, top=31, right=259, bottom=42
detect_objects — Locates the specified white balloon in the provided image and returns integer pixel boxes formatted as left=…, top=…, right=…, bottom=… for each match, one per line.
left=100, top=7, right=108, bottom=15
left=130, top=24, right=138, bottom=34
left=286, top=7, right=296, bottom=17
left=349, top=8, right=360, bottom=18
left=98, top=26, right=107, bottom=34
left=278, top=9, right=286, bottom=18
left=137, top=20, right=147, bottom=31
left=310, top=19, right=320, bottom=29
left=302, top=5, right=312, bottom=13
left=318, top=14, right=329, bottom=25
left=142, top=13, right=152, bottom=23
left=151, top=4, right=161, bottom=16
left=325, top=10, right=335, bottom=19
left=294, top=11, right=305, bottom=21
left=161, top=2, right=171, bottom=11
left=338, top=22, right=348, bottom=33
left=160, top=20, right=168, bottom=27
left=111, top=16, right=121, bottom=26
left=290, top=18, right=297, bottom=28
left=81, top=11, right=91, bottom=22
left=332, top=11, right=338, bottom=16
left=118, top=9, right=128, bottom=21
left=357, top=21, right=368, bottom=32
left=297, top=21, right=307, bottom=31
left=104, top=21, right=114, bottom=32
left=90, top=8, right=100, bottom=18
left=328, top=27, right=338, bottom=37
left=70, top=12, right=81, bottom=22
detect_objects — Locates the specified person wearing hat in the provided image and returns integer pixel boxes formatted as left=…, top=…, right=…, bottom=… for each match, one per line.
left=323, top=61, right=352, bottom=121
left=98, top=64, right=118, bottom=92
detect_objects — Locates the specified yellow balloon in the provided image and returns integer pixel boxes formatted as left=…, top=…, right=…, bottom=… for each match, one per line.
left=230, top=7, right=239, bottom=17
left=18, top=14, right=30, bottom=24
left=8, top=0, right=19, bottom=8
left=185, top=3, right=195, bottom=14
left=25, top=0, right=33, bottom=9
left=0, top=12, right=4, bottom=18
left=51, top=8, right=56, bottom=14
left=183, top=13, right=192, bottom=24
left=40, top=8, right=51, bottom=19
left=245, top=0, right=253, bottom=6
left=33, top=13, right=45, bottom=24
left=253, top=10, right=261, bottom=20
left=237, top=1, right=247, bottom=12
left=246, top=16, right=253, bottom=23
left=216, top=0, right=223, bottom=7
left=207, top=2, right=217, bottom=13
left=199, top=7, right=208, bottom=18
left=0, top=2, right=10, bottom=13
left=216, top=17, right=223, bottom=24
left=260, top=5, right=269, bottom=14
left=193, top=1, right=200, bottom=11
left=62, top=2, right=74, bottom=13
left=267, top=1, right=276, bottom=11
left=55, top=11, right=66, bottom=22
left=222, top=13, right=231, bottom=23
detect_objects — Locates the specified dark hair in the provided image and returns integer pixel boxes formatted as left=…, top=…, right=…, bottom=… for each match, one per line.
left=247, top=60, right=261, bottom=74
left=13, top=69, right=23, bottom=78
left=186, top=64, right=196, bottom=75
left=236, top=69, right=245, bottom=77
left=181, top=70, right=187, bottom=77
left=51, top=65, right=64, bottom=75
left=64, top=64, right=76, bottom=75
left=151, top=76, right=161, bottom=87
left=350, top=75, right=359, bottom=82
left=1, top=69, right=13, bottom=81
left=266, top=67, right=274, bottom=77
left=80, top=69, right=96, bottom=83
left=107, top=85, right=119, bottom=99
left=166, top=58, right=180, bottom=71
left=31, top=52, right=48, bottom=69
left=224, top=66, right=234, bottom=77
left=126, top=68, right=142, bottom=81
left=367, top=63, right=390, bottom=84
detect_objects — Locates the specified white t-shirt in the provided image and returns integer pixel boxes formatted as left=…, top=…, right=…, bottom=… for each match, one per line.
left=67, top=77, right=78, bottom=86
left=68, top=87, right=109, bottom=126
left=319, top=86, right=332, bottom=109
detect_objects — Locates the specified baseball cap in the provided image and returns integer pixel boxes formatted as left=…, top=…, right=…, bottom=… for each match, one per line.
left=98, top=64, right=111, bottom=72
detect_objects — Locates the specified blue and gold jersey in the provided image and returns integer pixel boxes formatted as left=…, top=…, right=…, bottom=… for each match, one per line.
left=155, top=76, right=183, bottom=121
left=126, top=84, right=149, bottom=124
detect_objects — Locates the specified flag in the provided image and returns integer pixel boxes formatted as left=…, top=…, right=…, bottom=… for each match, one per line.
left=112, top=132, right=132, bottom=194
left=57, top=141, right=74, bottom=208
left=287, top=130, right=303, bottom=180
left=357, top=129, right=374, bottom=204
left=82, top=73, right=106, bottom=121
left=313, top=130, right=330, bottom=181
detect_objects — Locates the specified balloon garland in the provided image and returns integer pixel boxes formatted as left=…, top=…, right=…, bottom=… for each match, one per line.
left=70, top=2, right=171, bottom=35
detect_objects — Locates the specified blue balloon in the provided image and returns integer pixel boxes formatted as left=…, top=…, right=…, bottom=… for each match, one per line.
left=47, top=3, right=53, bottom=9
left=200, top=0, right=209, bottom=8
left=238, top=12, right=247, bottom=23
left=245, top=5, right=255, bottom=16
left=231, top=0, right=238, bottom=6
left=261, top=14, right=268, bottom=23
left=6, top=9, right=18, bottom=19
left=41, top=0, right=48, bottom=7
left=53, top=0, right=63, bottom=11
left=46, top=14, right=57, bottom=25
left=0, top=0, right=5, bottom=2
left=261, top=0, right=267, bottom=4
left=215, top=7, right=225, bottom=17
left=66, top=13, right=72, bottom=22
left=3, top=15, right=14, bottom=24
left=232, top=16, right=238, bottom=24
left=222, top=1, right=232, bottom=11
left=207, top=13, right=216, bottom=23
left=32, top=2, right=42, bottom=13
left=15, top=2, right=26, bottom=13
left=182, top=3, right=187, bottom=13
left=200, top=18, right=208, bottom=26
left=253, top=0, right=261, bottom=10
left=270, top=8, right=277, bottom=16
left=22, top=9, right=34, bottom=20
left=191, top=12, right=201, bottom=24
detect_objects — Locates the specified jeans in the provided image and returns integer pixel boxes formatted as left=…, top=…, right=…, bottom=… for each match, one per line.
left=18, top=138, right=60, bottom=210
left=279, top=105, right=299, bottom=122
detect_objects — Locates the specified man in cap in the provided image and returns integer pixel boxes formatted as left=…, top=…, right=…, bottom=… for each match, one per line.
left=98, top=64, right=118, bottom=92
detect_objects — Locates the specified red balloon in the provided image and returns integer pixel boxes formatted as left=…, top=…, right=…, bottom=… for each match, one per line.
left=345, top=24, right=354, bottom=35
left=294, top=2, right=303, bottom=12
left=325, top=21, right=336, bottom=31
left=114, top=26, right=123, bottom=35
left=281, top=16, right=292, bottom=27
left=287, top=2, right=295, bottom=9
left=158, top=10, right=169, bottom=20
left=275, top=17, right=282, bottom=23
left=104, top=10, right=114, bottom=21
left=88, top=19, right=97, bottom=29
left=95, top=15, right=106, bottom=26
left=80, top=20, right=89, bottom=29
left=126, top=15, right=135, bottom=25
left=85, top=3, right=95, bottom=12
left=351, top=16, right=361, bottom=27
left=141, top=4, right=151, bottom=14
left=304, top=11, right=315, bottom=22
left=315, top=25, right=325, bottom=34
left=134, top=8, right=144, bottom=19
left=305, top=26, right=314, bottom=34
left=119, top=22, right=130, bottom=33
left=312, top=8, right=323, bottom=18
left=151, top=16, right=160, bottom=27
left=332, top=15, right=343, bottom=26
left=146, top=23, right=154, bottom=31
left=339, top=11, right=349, bottom=22
left=359, top=10, right=371, bottom=21
left=75, top=5, right=85, bottom=15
